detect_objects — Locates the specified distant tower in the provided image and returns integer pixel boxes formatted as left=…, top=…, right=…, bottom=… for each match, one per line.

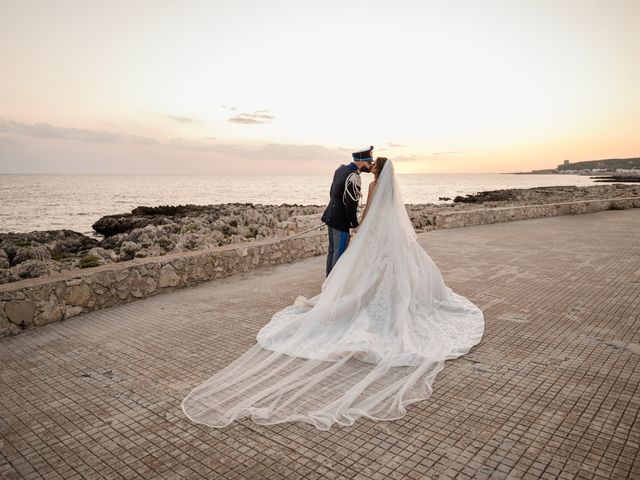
left=563, top=159, right=570, bottom=165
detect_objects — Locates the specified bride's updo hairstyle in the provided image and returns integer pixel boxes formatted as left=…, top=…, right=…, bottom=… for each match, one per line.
left=374, top=157, right=388, bottom=180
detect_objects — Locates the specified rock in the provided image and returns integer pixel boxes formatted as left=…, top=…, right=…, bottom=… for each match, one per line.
left=454, top=190, right=520, bottom=203
left=86, top=247, right=118, bottom=264
left=93, top=270, right=115, bottom=287
left=13, top=245, right=51, bottom=264
left=96, top=203, right=324, bottom=256
left=35, top=293, right=64, bottom=325
left=592, top=175, right=640, bottom=183
left=2, top=291, right=26, bottom=300
left=29, top=285, right=55, bottom=302
left=100, top=233, right=126, bottom=250
left=119, top=241, right=142, bottom=260
left=0, top=315, right=21, bottom=335
left=184, top=262, right=207, bottom=281
left=64, top=284, right=93, bottom=306
left=125, top=269, right=154, bottom=297
left=176, top=233, right=204, bottom=251
left=131, top=275, right=157, bottom=298
left=5, top=300, right=36, bottom=326
left=1, top=230, right=98, bottom=264
left=452, top=184, right=640, bottom=205
left=158, top=264, right=180, bottom=287
left=0, top=230, right=99, bottom=282
left=64, top=306, right=84, bottom=319
left=173, top=258, right=185, bottom=270
left=92, top=213, right=171, bottom=237
left=78, top=254, right=101, bottom=269
left=0, top=249, right=10, bottom=269
left=0, top=269, right=19, bottom=284
left=115, top=289, right=129, bottom=300
left=12, top=259, right=57, bottom=281
left=115, top=270, right=129, bottom=282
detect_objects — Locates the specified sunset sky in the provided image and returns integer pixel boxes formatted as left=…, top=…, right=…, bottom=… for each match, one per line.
left=1, top=0, right=638, bottom=174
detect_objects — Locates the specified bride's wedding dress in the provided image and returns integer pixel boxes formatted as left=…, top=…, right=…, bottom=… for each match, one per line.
left=182, top=160, right=484, bottom=430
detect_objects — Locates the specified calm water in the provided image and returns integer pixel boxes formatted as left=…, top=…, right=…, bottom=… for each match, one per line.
left=0, top=173, right=597, bottom=237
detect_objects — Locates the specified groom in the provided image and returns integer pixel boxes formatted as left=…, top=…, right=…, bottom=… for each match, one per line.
left=321, top=146, right=374, bottom=276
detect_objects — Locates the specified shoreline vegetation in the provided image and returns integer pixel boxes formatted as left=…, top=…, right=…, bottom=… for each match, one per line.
left=2, top=183, right=640, bottom=285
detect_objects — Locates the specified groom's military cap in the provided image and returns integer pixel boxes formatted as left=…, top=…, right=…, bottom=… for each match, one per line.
left=352, top=146, right=374, bottom=162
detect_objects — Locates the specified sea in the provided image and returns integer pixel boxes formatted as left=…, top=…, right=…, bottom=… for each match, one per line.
left=0, top=173, right=599, bottom=238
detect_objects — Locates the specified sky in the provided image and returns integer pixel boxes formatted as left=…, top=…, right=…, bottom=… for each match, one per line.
left=0, top=0, right=639, bottom=174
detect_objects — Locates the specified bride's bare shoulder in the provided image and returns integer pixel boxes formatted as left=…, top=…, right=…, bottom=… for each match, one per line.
left=366, top=181, right=378, bottom=202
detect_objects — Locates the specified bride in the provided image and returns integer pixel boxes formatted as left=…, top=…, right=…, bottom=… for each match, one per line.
left=182, top=158, right=484, bottom=430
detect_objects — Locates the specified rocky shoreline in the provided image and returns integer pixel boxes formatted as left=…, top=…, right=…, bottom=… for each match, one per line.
left=0, top=203, right=324, bottom=285
left=2, top=183, right=639, bottom=285
left=590, top=174, right=640, bottom=183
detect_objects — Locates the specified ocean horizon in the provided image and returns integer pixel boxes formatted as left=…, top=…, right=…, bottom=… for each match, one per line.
left=1, top=173, right=599, bottom=237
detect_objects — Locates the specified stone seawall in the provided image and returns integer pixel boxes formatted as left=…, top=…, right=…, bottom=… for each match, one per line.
left=434, top=196, right=640, bottom=229
left=0, top=231, right=326, bottom=337
left=2, top=195, right=639, bottom=337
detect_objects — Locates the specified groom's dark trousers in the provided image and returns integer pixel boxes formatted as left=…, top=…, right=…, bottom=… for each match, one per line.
left=321, top=162, right=361, bottom=277
left=326, top=226, right=350, bottom=276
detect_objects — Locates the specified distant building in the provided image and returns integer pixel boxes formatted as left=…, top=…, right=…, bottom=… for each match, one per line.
left=563, top=160, right=570, bottom=165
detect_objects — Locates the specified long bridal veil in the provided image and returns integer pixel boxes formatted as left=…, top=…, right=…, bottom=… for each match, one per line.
left=182, top=160, right=484, bottom=430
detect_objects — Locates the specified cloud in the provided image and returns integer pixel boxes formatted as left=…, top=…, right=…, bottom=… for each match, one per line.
left=392, top=151, right=469, bottom=162
left=257, top=143, right=342, bottom=160
left=394, top=155, right=421, bottom=163
left=229, top=110, right=274, bottom=124
left=0, top=118, right=159, bottom=146
left=0, top=118, right=221, bottom=151
left=433, top=151, right=466, bottom=156
left=166, top=115, right=194, bottom=124
left=0, top=118, right=355, bottom=174
left=388, top=142, right=406, bottom=148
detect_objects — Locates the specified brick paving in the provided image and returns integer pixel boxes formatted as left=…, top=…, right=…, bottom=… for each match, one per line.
left=1, top=209, right=639, bottom=480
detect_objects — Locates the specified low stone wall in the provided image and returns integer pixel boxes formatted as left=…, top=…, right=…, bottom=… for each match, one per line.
left=2, top=196, right=640, bottom=337
left=434, top=196, right=640, bottom=229
left=0, top=231, right=326, bottom=337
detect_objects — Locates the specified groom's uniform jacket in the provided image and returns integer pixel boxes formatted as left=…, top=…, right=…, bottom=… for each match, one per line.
left=321, top=163, right=361, bottom=233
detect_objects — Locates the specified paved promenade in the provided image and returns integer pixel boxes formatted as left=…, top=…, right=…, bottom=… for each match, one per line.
left=1, top=209, right=639, bottom=480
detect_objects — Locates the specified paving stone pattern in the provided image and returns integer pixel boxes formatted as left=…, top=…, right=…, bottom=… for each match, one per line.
left=1, top=209, right=639, bottom=479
